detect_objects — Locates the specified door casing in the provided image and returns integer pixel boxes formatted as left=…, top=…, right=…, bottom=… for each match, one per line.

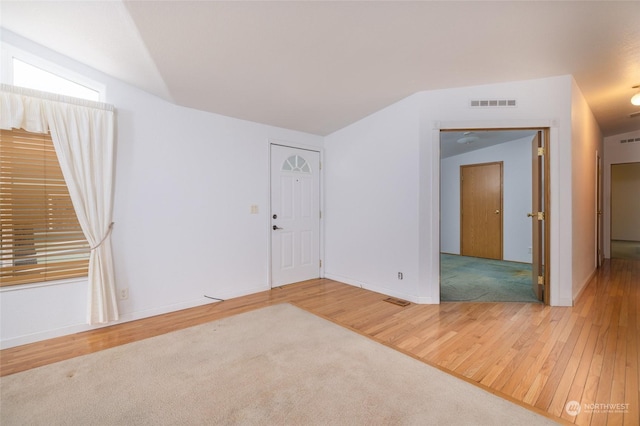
left=441, top=127, right=551, bottom=305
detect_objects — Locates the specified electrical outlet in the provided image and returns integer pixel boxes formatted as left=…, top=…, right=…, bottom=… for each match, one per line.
left=119, top=288, right=129, bottom=300
left=398, top=272, right=403, bottom=280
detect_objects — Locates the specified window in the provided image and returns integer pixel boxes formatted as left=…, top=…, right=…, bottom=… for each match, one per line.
left=0, top=128, right=89, bottom=286
left=282, top=155, right=311, bottom=173
left=2, top=43, right=104, bottom=102
left=12, top=59, right=100, bottom=102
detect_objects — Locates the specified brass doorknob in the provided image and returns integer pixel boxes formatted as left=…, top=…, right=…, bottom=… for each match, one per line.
left=527, top=213, right=534, bottom=217
left=495, top=210, right=500, bottom=214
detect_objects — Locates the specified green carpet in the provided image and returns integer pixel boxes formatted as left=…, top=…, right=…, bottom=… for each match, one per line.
left=440, top=254, right=540, bottom=303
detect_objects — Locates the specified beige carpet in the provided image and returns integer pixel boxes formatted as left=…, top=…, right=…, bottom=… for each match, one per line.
left=0, top=304, right=558, bottom=425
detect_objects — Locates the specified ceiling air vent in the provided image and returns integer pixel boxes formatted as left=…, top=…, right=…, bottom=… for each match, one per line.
left=620, top=137, right=640, bottom=144
left=470, top=99, right=517, bottom=108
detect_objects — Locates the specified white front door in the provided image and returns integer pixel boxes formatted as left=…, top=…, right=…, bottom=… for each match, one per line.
left=270, top=145, right=320, bottom=287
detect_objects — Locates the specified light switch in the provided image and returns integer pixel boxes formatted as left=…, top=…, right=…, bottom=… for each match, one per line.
left=250, top=205, right=259, bottom=214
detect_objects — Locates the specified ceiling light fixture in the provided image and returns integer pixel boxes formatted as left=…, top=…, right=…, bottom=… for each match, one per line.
left=457, top=132, right=479, bottom=144
left=631, top=85, right=640, bottom=106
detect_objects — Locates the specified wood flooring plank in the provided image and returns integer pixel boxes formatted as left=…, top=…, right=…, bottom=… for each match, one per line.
left=575, top=353, right=604, bottom=425
left=479, top=346, right=520, bottom=388
left=560, top=325, right=600, bottom=422
left=623, top=260, right=639, bottom=426
left=590, top=293, right=623, bottom=425
left=517, top=315, right=586, bottom=403
left=534, top=316, right=587, bottom=411
left=451, top=318, right=515, bottom=375
left=490, top=308, right=570, bottom=393
left=624, top=321, right=639, bottom=426
left=470, top=305, right=549, bottom=383
left=607, top=326, right=628, bottom=426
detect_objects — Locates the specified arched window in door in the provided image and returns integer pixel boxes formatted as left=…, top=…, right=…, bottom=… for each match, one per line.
left=282, top=155, right=311, bottom=173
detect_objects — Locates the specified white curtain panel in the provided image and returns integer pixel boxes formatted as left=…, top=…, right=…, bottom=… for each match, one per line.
left=1, top=85, right=119, bottom=324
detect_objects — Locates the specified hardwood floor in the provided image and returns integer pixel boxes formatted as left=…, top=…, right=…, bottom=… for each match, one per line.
left=1, top=259, right=638, bottom=425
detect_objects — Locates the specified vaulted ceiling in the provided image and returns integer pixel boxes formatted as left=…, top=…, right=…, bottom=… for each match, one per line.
left=2, top=1, right=639, bottom=136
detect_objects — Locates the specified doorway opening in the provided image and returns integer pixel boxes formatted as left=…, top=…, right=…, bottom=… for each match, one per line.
left=610, top=162, right=640, bottom=260
left=439, top=129, right=550, bottom=304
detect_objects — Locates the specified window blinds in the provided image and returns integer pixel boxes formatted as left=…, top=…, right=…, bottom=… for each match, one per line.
left=0, top=128, right=89, bottom=286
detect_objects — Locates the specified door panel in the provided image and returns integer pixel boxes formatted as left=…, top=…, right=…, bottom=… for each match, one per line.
left=271, top=145, right=320, bottom=286
left=460, top=162, right=503, bottom=260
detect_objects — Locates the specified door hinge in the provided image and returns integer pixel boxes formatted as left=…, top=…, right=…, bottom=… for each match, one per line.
left=319, top=161, right=322, bottom=170
left=319, top=259, right=322, bottom=268
left=527, top=211, right=545, bottom=220
left=538, top=275, right=544, bottom=285
left=537, top=147, right=545, bottom=156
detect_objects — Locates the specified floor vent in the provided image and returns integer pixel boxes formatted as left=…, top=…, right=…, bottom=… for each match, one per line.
left=383, top=297, right=411, bottom=307
left=470, top=99, right=517, bottom=108
left=620, top=137, right=640, bottom=143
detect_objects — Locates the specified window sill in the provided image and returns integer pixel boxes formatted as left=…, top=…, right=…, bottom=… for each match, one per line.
left=0, top=277, right=88, bottom=293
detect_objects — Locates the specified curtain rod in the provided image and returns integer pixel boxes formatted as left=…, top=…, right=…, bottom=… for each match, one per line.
left=0, top=83, right=114, bottom=112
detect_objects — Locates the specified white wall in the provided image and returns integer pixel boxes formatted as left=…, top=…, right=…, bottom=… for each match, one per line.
left=603, top=129, right=640, bottom=257
left=570, top=79, right=603, bottom=298
left=327, top=75, right=576, bottom=306
left=0, top=32, right=323, bottom=348
left=440, top=136, right=533, bottom=263
left=323, top=94, right=421, bottom=301
left=421, top=77, right=575, bottom=306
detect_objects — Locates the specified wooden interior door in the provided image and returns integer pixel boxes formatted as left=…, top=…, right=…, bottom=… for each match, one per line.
left=460, top=162, right=503, bottom=260
left=530, top=132, right=544, bottom=301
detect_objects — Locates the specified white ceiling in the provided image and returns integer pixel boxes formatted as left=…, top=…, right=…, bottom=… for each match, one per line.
left=1, top=1, right=640, bottom=137
left=440, top=130, right=537, bottom=159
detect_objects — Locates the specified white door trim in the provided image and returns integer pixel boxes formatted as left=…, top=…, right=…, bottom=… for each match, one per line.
left=427, top=119, right=565, bottom=306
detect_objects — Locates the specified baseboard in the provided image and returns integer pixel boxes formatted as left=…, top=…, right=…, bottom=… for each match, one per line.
left=572, top=267, right=598, bottom=305
left=324, top=273, right=368, bottom=290
left=415, top=295, right=439, bottom=304
left=205, top=284, right=270, bottom=302
left=1, top=296, right=222, bottom=350
left=2, top=276, right=437, bottom=349
left=554, top=297, right=574, bottom=307
left=1, top=298, right=216, bottom=350
left=323, top=273, right=433, bottom=305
